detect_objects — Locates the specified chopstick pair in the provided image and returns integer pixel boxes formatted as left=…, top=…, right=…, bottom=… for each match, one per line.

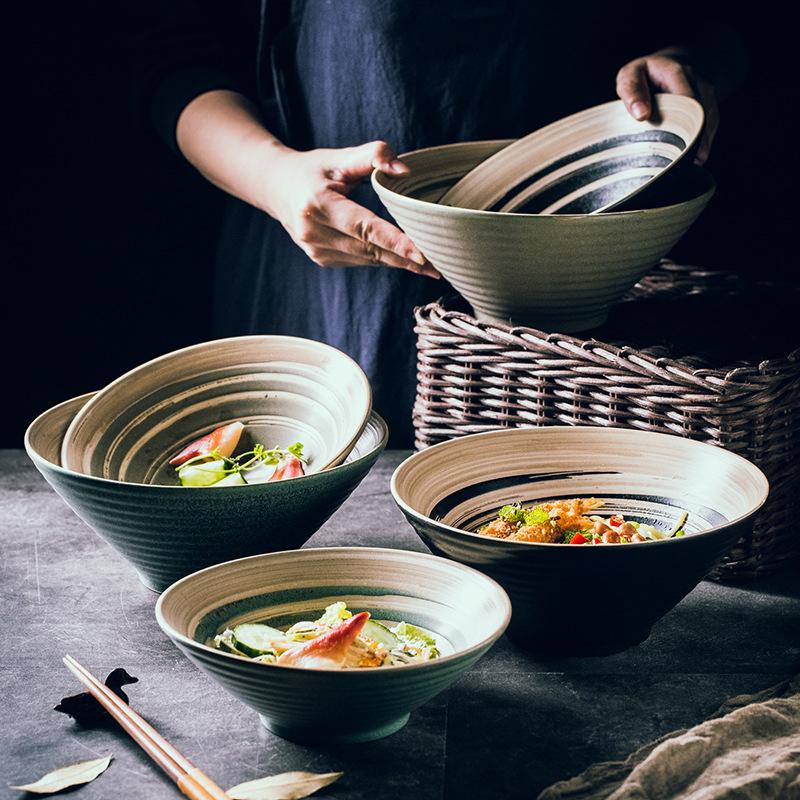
left=63, top=655, right=230, bottom=800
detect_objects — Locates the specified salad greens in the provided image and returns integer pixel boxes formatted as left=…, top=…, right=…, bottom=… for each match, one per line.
left=211, top=603, right=440, bottom=669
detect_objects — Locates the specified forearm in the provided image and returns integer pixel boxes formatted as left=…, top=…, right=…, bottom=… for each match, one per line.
left=175, top=89, right=290, bottom=216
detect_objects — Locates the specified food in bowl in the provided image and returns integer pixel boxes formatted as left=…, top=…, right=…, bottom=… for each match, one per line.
left=212, top=602, right=441, bottom=669
left=478, top=498, right=687, bottom=544
left=171, top=422, right=306, bottom=487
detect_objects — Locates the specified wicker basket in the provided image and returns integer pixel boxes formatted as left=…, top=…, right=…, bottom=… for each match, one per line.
left=413, top=262, right=800, bottom=579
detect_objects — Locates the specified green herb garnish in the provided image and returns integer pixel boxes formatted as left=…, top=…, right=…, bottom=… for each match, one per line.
left=523, top=506, right=549, bottom=526
left=498, top=504, right=526, bottom=524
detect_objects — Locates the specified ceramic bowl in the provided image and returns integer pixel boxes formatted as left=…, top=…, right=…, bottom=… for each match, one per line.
left=372, top=141, right=714, bottom=332
left=61, top=336, right=372, bottom=481
left=391, top=427, right=768, bottom=655
left=440, top=94, right=704, bottom=214
left=25, top=394, right=388, bottom=592
left=156, top=547, right=511, bottom=744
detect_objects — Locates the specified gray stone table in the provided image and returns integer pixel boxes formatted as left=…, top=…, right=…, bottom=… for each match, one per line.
left=2, top=450, right=799, bottom=800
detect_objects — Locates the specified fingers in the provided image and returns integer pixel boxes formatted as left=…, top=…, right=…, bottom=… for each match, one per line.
left=294, top=191, right=439, bottom=278
left=616, top=59, right=652, bottom=121
left=330, top=140, right=409, bottom=183
left=322, top=192, right=428, bottom=265
left=647, top=57, right=695, bottom=98
left=309, top=224, right=439, bottom=275
left=301, top=239, right=440, bottom=277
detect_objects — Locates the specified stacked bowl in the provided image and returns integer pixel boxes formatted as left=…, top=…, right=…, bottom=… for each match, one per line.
left=373, top=94, right=712, bottom=332
left=25, top=336, right=386, bottom=591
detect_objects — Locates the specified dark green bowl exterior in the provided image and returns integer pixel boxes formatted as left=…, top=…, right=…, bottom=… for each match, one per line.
left=401, top=509, right=753, bottom=655
left=26, top=400, right=387, bottom=592
left=171, top=636, right=491, bottom=743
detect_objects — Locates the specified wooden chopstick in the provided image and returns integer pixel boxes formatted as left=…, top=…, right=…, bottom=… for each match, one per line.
left=63, top=655, right=230, bottom=800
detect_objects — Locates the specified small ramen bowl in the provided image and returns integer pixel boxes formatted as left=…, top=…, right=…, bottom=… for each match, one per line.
left=25, top=394, right=388, bottom=592
left=391, top=427, right=768, bottom=656
left=61, top=335, right=372, bottom=482
left=155, top=547, right=511, bottom=744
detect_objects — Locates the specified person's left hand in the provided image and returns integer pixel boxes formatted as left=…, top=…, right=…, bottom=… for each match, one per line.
left=616, top=51, right=718, bottom=165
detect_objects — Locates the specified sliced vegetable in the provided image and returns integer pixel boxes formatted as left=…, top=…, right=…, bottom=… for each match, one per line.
left=362, top=619, right=400, bottom=650
left=569, top=533, right=588, bottom=545
left=211, top=472, right=247, bottom=488
left=178, top=459, right=228, bottom=487
left=232, top=623, right=288, bottom=657
left=169, top=422, right=244, bottom=466
left=214, top=630, right=251, bottom=657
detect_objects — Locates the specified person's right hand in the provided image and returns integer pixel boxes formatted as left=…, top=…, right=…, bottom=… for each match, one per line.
left=264, top=139, right=439, bottom=278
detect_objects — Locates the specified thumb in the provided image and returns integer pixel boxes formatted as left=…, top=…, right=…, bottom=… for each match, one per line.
left=331, top=140, right=409, bottom=182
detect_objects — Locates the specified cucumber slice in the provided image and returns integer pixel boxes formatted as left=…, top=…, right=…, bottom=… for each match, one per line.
left=362, top=619, right=400, bottom=650
left=232, top=623, right=287, bottom=657
left=211, top=472, right=247, bottom=488
left=213, top=630, right=250, bottom=657
left=178, top=459, right=228, bottom=487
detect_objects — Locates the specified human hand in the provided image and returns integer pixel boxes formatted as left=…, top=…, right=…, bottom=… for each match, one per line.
left=264, top=139, right=439, bottom=277
left=615, top=51, right=718, bottom=165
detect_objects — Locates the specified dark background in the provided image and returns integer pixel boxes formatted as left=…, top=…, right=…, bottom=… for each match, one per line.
left=6, top=7, right=795, bottom=448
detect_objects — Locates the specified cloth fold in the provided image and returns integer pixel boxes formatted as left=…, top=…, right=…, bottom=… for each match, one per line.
left=538, top=676, right=800, bottom=800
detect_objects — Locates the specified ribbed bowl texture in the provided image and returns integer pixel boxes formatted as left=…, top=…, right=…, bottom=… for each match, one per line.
left=391, top=427, right=768, bottom=655
left=440, top=94, right=704, bottom=214
left=25, top=394, right=388, bottom=592
left=373, top=140, right=714, bottom=332
left=156, top=547, right=511, bottom=743
left=61, top=336, right=372, bottom=481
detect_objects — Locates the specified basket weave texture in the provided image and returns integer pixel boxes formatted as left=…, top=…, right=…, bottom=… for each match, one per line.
left=413, top=262, right=800, bottom=579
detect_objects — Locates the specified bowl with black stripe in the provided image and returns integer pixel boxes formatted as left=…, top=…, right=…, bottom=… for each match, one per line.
left=391, top=427, right=768, bottom=655
left=440, top=94, right=704, bottom=214
left=372, top=134, right=713, bottom=333
left=25, top=393, right=389, bottom=592
left=156, top=547, right=511, bottom=743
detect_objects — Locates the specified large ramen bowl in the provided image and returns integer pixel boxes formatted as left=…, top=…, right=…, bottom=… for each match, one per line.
left=156, top=547, right=511, bottom=744
left=391, top=427, right=768, bottom=655
left=373, top=141, right=714, bottom=332
left=25, top=394, right=388, bottom=592
left=61, top=336, right=372, bottom=481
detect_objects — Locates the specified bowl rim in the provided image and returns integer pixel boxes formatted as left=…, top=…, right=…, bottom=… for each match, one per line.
left=154, top=545, right=512, bottom=674
left=437, top=94, right=704, bottom=215
left=372, top=139, right=715, bottom=220
left=24, top=392, right=389, bottom=491
left=61, top=334, right=373, bottom=477
left=390, top=426, right=770, bottom=549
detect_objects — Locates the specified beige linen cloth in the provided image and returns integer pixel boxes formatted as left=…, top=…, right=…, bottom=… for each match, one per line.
left=539, top=676, right=800, bottom=800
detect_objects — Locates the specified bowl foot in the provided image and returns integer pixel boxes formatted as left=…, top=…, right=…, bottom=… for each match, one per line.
left=259, top=712, right=411, bottom=744
left=137, top=571, right=165, bottom=594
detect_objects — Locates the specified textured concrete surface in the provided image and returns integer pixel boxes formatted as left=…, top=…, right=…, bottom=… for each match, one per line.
left=1, top=449, right=798, bottom=799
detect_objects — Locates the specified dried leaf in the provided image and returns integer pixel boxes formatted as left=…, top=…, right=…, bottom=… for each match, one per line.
left=227, top=770, right=343, bottom=800
left=55, top=668, right=138, bottom=727
left=9, top=754, right=112, bottom=794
